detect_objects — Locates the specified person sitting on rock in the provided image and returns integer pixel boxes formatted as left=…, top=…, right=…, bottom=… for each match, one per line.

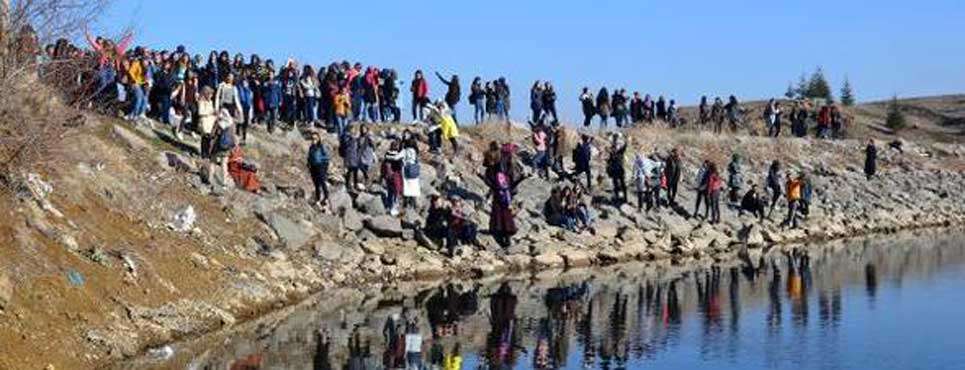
left=544, top=187, right=567, bottom=228
left=423, top=195, right=451, bottom=250
left=447, top=197, right=479, bottom=253
left=564, top=185, right=592, bottom=232
left=227, top=145, right=260, bottom=193
left=740, top=183, right=766, bottom=220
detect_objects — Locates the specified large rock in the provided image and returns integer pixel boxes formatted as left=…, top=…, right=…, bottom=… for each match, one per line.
left=355, top=192, right=386, bottom=216
left=365, top=216, right=403, bottom=238
left=329, top=190, right=354, bottom=213
left=341, top=209, right=364, bottom=232
left=261, top=213, right=316, bottom=249
left=160, top=151, right=197, bottom=173
left=531, top=253, right=565, bottom=269
left=0, top=273, right=12, bottom=310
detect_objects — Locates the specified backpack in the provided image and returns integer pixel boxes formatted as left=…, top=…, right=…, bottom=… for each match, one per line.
left=404, top=161, right=420, bottom=179
left=496, top=172, right=512, bottom=206
left=309, top=145, right=329, bottom=167
left=217, top=127, right=235, bottom=151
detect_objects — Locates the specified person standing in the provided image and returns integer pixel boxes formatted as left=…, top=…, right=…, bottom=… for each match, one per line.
left=707, top=163, right=723, bottom=224
left=307, top=132, right=331, bottom=207
left=572, top=135, right=594, bottom=190
left=542, top=82, right=559, bottom=126
left=664, top=148, right=682, bottom=206
left=765, top=160, right=782, bottom=220
left=727, top=153, right=743, bottom=205
left=782, top=174, right=803, bottom=229
left=531, top=124, right=549, bottom=179
left=864, top=139, right=877, bottom=180
left=530, top=81, right=544, bottom=125
left=580, top=87, right=595, bottom=127
left=340, top=125, right=362, bottom=191
left=606, top=134, right=628, bottom=204
left=488, top=146, right=519, bottom=248
left=693, top=160, right=710, bottom=219
left=469, top=77, right=485, bottom=124
left=401, top=140, right=422, bottom=213
left=262, top=69, right=282, bottom=133
left=196, top=86, right=217, bottom=159
left=596, top=87, right=611, bottom=129
left=411, top=70, right=429, bottom=121
left=711, top=97, right=725, bottom=134
left=436, top=71, right=461, bottom=124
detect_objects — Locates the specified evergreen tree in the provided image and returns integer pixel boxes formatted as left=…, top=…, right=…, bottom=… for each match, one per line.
left=784, top=82, right=796, bottom=99
left=885, top=95, right=906, bottom=131
left=807, top=66, right=833, bottom=102
left=795, top=74, right=808, bottom=99
left=840, top=77, right=855, bottom=106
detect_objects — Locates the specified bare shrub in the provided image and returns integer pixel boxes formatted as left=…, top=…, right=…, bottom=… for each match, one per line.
left=0, top=0, right=110, bottom=192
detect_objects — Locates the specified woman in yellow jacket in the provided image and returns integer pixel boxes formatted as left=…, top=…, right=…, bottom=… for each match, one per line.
left=427, top=100, right=460, bottom=154
left=125, top=57, right=148, bottom=120
left=333, top=87, right=351, bottom=136
left=783, top=173, right=802, bottom=229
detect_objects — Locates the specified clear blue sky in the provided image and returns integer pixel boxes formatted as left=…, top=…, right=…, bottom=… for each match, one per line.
left=96, top=0, right=965, bottom=123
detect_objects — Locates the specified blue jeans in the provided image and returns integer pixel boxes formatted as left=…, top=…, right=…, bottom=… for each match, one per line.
left=335, top=116, right=347, bottom=137
left=158, top=94, right=172, bottom=124
left=305, top=97, right=318, bottom=123
left=129, top=85, right=146, bottom=118
left=283, top=94, right=296, bottom=122
left=473, top=102, right=484, bottom=124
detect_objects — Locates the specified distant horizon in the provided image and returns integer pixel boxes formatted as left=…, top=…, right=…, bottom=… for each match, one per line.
left=94, top=0, right=965, bottom=123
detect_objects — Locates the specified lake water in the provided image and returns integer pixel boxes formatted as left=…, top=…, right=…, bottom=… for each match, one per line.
left=158, top=232, right=965, bottom=370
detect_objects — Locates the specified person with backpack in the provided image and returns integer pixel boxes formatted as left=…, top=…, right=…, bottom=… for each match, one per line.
left=579, top=87, right=595, bottom=127
left=571, top=135, right=594, bottom=190
left=210, top=108, right=236, bottom=190
left=401, top=139, right=421, bottom=213
left=307, top=132, right=331, bottom=207
left=664, top=148, right=682, bottom=206
left=469, top=77, right=485, bottom=124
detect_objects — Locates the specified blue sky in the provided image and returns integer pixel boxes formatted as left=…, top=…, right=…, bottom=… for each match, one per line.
left=96, top=0, right=965, bottom=122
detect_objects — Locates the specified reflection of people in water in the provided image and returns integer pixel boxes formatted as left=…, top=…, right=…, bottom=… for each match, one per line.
left=383, top=315, right=406, bottom=369
left=405, top=322, right=424, bottom=370
left=697, top=267, right=723, bottom=337
left=786, top=251, right=811, bottom=327
left=767, top=259, right=783, bottom=333
left=426, top=284, right=480, bottom=339
left=487, top=283, right=520, bottom=369
left=443, top=343, right=462, bottom=370
left=346, top=325, right=372, bottom=370
left=313, top=328, right=332, bottom=370
left=600, top=291, right=629, bottom=370
left=545, top=282, right=588, bottom=368
left=865, top=263, right=878, bottom=307
left=534, top=318, right=553, bottom=369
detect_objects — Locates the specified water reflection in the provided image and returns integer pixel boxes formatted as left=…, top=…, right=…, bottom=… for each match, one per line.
left=173, top=233, right=965, bottom=370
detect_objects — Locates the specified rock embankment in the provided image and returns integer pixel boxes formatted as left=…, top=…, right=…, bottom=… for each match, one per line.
left=3, top=116, right=965, bottom=368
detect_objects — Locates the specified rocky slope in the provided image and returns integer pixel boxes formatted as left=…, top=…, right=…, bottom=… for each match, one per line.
left=2, top=101, right=965, bottom=368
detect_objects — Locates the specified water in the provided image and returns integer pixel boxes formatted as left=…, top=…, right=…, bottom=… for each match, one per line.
left=165, top=233, right=965, bottom=370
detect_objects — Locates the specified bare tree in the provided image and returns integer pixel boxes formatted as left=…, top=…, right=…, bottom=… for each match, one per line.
left=0, top=0, right=111, bottom=192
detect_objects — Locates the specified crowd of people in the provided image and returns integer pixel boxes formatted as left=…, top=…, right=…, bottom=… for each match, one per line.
left=25, top=30, right=882, bottom=258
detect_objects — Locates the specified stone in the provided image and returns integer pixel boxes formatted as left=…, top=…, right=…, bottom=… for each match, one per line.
left=261, top=213, right=316, bottom=249
left=112, top=125, right=150, bottom=150
left=0, top=273, right=13, bottom=310
left=341, top=209, right=364, bottom=232
left=329, top=190, right=354, bottom=213
left=560, top=250, right=594, bottom=269
left=365, top=216, right=403, bottom=238
left=161, top=151, right=197, bottom=173
left=355, top=192, right=386, bottom=216
left=168, top=205, right=197, bottom=232
left=593, top=221, right=619, bottom=240
left=531, top=253, right=565, bottom=269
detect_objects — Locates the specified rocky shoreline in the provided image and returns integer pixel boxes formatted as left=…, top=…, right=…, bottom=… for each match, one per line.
left=4, top=115, right=965, bottom=369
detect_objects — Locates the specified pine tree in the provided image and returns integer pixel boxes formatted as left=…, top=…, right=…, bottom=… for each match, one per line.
left=885, top=95, right=906, bottom=131
left=840, top=77, right=855, bottom=106
left=795, top=74, right=808, bottom=99
left=807, top=67, right=833, bottom=102
left=784, top=82, right=796, bottom=99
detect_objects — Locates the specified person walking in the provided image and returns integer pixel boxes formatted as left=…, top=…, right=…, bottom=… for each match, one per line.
left=307, top=132, right=331, bottom=207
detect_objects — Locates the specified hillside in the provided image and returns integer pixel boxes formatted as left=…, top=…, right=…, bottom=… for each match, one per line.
left=1, top=94, right=965, bottom=369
